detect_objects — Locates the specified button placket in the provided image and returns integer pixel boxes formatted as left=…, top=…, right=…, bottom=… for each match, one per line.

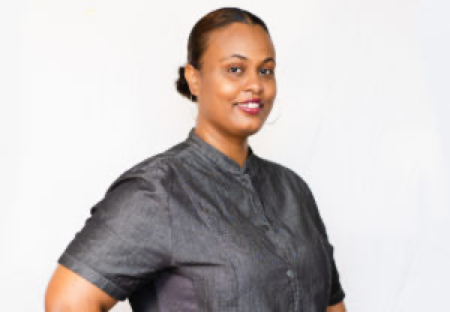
left=240, top=174, right=300, bottom=311
left=237, top=173, right=251, bottom=189
left=286, top=269, right=295, bottom=278
left=240, top=174, right=272, bottom=232
left=252, top=217, right=271, bottom=232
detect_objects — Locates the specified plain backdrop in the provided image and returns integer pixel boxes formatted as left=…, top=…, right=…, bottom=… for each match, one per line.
left=2, top=0, right=449, bottom=311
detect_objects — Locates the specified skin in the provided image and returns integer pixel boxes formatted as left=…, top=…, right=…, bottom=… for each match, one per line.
left=184, top=22, right=277, bottom=168
left=45, top=264, right=117, bottom=311
left=45, top=22, right=346, bottom=311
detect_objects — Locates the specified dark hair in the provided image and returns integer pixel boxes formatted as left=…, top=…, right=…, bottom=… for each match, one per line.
left=175, top=7, right=270, bottom=102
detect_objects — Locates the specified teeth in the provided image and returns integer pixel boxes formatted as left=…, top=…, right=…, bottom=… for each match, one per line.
left=238, top=102, right=261, bottom=108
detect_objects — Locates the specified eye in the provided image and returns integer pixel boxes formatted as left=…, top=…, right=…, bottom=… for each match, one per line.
left=228, top=66, right=244, bottom=74
left=260, top=68, right=275, bottom=76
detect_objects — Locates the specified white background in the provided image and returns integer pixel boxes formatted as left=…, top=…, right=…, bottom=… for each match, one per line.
left=2, top=0, right=449, bottom=311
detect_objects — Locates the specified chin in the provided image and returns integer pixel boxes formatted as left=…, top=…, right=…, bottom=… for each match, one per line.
left=235, top=123, right=264, bottom=137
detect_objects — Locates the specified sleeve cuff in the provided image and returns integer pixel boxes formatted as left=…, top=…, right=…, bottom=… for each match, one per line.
left=58, top=252, right=128, bottom=301
left=328, top=287, right=345, bottom=306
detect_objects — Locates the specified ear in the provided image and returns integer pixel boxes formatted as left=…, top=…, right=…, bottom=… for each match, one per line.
left=184, top=63, right=200, bottom=98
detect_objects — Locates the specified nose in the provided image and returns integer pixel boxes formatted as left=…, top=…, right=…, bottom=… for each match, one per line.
left=244, top=70, right=263, bottom=94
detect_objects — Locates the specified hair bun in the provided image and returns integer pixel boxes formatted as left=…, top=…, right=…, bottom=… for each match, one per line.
left=175, top=66, right=195, bottom=102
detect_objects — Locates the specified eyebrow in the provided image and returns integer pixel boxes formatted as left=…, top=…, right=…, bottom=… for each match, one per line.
left=221, top=54, right=276, bottom=64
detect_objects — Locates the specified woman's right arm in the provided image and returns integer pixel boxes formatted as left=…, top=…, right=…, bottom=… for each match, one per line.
left=45, top=264, right=118, bottom=312
left=46, top=172, right=172, bottom=311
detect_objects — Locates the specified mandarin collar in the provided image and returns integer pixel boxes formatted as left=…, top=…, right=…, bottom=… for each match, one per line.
left=185, top=127, right=257, bottom=176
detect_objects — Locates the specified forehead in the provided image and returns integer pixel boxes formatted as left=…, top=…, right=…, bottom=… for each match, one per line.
left=202, top=23, right=275, bottom=63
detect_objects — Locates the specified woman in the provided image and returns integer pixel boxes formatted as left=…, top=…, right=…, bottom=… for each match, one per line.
left=46, top=7, right=346, bottom=312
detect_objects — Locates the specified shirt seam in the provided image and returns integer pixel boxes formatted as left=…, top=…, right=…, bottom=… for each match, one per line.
left=141, top=162, right=174, bottom=266
left=232, top=255, right=239, bottom=311
left=167, top=163, right=175, bottom=267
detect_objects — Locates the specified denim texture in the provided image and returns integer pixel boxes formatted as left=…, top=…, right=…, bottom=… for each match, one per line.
left=58, top=127, right=345, bottom=311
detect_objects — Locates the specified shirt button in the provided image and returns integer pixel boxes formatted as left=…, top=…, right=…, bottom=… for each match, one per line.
left=286, top=269, right=295, bottom=278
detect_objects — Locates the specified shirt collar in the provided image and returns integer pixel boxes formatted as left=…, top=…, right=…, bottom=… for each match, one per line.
left=185, top=127, right=258, bottom=176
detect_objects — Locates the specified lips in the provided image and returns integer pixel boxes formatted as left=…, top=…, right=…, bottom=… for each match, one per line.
left=234, top=98, right=264, bottom=115
left=234, top=98, right=264, bottom=108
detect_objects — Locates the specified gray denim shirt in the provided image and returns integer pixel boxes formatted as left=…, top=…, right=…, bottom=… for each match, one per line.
left=58, top=127, right=345, bottom=311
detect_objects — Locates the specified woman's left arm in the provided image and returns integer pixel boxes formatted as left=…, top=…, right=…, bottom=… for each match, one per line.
left=327, top=301, right=346, bottom=312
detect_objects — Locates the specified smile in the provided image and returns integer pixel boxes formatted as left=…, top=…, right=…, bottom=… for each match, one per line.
left=234, top=98, right=264, bottom=108
left=234, top=101, right=264, bottom=115
left=235, top=102, right=263, bottom=108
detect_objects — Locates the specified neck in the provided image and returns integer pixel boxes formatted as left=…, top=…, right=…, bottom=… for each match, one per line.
left=194, top=124, right=249, bottom=168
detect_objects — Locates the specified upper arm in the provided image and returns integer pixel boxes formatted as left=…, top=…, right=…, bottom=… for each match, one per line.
left=48, top=167, right=172, bottom=307
left=45, top=264, right=117, bottom=311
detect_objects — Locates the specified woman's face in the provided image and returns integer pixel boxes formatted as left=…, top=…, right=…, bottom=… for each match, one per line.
left=186, top=22, right=277, bottom=138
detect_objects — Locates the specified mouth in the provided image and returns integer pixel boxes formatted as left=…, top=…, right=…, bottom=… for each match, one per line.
left=234, top=99, right=264, bottom=115
left=233, top=99, right=264, bottom=109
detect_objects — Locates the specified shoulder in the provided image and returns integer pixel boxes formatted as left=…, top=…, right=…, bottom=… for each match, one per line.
left=256, top=156, right=321, bottom=216
left=257, top=156, right=330, bottom=238
left=104, top=140, right=192, bottom=194
left=256, top=155, right=310, bottom=191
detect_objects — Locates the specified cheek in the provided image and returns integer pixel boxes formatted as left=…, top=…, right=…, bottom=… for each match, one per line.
left=204, top=73, right=240, bottom=101
left=264, top=80, right=277, bottom=98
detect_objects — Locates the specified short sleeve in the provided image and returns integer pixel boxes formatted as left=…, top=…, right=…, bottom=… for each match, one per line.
left=326, top=242, right=346, bottom=305
left=298, top=177, right=346, bottom=306
left=58, top=168, right=172, bottom=301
